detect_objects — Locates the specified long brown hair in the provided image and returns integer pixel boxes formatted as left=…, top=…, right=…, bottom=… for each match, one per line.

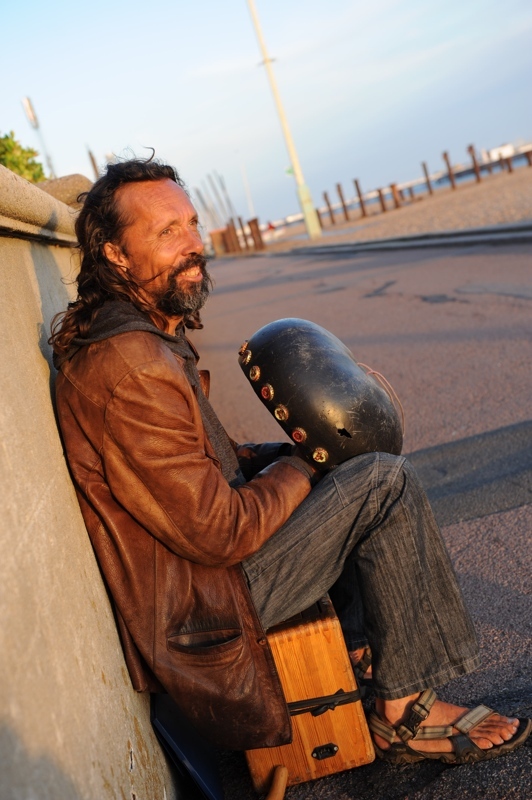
left=50, top=157, right=202, bottom=357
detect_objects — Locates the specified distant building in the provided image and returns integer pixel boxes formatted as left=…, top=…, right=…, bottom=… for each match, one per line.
left=485, top=143, right=515, bottom=162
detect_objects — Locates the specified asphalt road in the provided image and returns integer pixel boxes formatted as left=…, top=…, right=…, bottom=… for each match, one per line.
left=187, top=242, right=532, bottom=800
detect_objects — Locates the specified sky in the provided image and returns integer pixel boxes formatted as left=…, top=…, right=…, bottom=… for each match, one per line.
left=2, top=0, right=532, bottom=225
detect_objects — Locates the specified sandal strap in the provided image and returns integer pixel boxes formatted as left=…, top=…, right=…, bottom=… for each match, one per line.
left=368, top=711, right=396, bottom=744
left=415, top=705, right=493, bottom=740
left=368, top=689, right=439, bottom=745
left=353, top=646, right=372, bottom=682
left=454, top=704, right=494, bottom=734
left=396, top=689, right=437, bottom=742
left=369, top=694, right=494, bottom=746
left=368, top=714, right=449, bottom=745
left=380, top=707, right=494, bottom=741
left=357, top=647, right=372, bottom=673
left=411, top=723, right=454, bottom=739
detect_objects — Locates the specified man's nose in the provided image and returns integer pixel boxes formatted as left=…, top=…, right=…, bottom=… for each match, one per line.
left=183, top=228, right=204, bottom=255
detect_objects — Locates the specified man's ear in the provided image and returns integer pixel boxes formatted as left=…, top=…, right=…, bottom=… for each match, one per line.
left=103, top=241, right=129, bottom=270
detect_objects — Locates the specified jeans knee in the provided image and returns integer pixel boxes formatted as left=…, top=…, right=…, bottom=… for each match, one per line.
left=333, top=451, right=403, bottom=479
left=396, top=456, right=424, bottom=490
left=375, top=451, right=407, bottom=485
left=330, top=451, right=403, bottom=505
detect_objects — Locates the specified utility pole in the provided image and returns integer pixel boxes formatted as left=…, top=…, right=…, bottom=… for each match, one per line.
left=214, top=171, right=239, bottom=220
left=22, top=97, right=56, bottom=179
left=87, top=147, right=99, bottom=180
left=246, top=0, right=321, bottom=239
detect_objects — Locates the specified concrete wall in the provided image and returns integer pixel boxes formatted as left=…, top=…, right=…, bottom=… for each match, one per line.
left=0, top=165, right=177, bottom=800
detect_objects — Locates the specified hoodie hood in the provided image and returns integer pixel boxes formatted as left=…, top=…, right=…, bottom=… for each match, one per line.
left=53, top=300, right=193, bottom=369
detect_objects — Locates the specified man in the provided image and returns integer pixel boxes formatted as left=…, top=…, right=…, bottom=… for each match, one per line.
left=52, top=158, right=529, bottom=763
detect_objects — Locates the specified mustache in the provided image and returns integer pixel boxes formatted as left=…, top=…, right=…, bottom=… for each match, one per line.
left=154, top=252, right=213, bottom=319
left=168, top=253, right=210, bottom=280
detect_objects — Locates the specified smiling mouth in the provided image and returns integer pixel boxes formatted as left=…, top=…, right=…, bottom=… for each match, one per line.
left=178, top=265, right=203, bottom=281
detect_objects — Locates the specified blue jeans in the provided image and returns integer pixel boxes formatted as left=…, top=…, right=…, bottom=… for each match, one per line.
left=242, top=452, right=480, bottom=700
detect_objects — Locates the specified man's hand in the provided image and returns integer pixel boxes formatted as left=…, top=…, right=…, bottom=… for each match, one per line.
left=291, top=445, right=325, bottom=485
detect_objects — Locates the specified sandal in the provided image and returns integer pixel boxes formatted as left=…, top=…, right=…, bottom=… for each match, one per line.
left=369, top=689, right=532, bottom=765
left=352, top=646, right=373, bottom=697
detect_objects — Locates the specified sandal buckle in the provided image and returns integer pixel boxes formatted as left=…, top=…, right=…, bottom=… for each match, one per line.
left=399, top=693, right=434, bottom=740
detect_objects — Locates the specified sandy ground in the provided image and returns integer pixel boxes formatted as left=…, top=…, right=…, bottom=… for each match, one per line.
left=262, top=167, right=532, bottom=251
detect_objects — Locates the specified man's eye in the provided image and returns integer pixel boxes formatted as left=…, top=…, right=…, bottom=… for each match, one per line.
left=161, top=229, right=171, bottom=235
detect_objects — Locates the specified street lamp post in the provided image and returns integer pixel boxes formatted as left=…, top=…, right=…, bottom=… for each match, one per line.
left=21, top=97, right=56, bottom=179
left=246, top=0, right=321, bottom=239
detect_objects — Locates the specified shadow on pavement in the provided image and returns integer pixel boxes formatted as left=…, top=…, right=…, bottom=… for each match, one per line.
left=407, top=420, right=532, bottom=527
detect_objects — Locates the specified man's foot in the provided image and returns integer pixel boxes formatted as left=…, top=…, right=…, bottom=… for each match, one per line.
left=368, top=690, right=531, bottom=764
left=350, top=647, right=373, bottom=680
left=374, top=693, right=518, bottom=754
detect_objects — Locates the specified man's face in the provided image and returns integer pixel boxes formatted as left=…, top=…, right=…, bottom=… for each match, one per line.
left=104, top=179, right=210, bottom=321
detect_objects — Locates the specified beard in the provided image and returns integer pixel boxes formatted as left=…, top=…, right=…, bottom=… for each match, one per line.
left=154, top=254, right=212, bottom=318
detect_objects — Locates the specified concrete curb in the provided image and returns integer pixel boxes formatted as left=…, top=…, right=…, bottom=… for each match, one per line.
left=272, top=222, right=532, bottom=257
left=0, top=165, right=77, bottom=245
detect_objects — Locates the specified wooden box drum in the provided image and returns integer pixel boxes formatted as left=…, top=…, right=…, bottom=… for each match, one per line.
left=245, top=596, right=374, bottom=793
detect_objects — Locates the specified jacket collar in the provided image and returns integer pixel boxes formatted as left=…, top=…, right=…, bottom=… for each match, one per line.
left=54, top=300, right=193, bottom=369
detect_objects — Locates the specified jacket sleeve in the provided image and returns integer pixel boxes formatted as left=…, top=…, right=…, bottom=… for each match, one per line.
left=102, top=356, right=312, bottom=567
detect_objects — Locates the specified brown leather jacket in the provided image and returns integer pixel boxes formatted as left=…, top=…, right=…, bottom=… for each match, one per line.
left=55, top=328, right=312, bottom=749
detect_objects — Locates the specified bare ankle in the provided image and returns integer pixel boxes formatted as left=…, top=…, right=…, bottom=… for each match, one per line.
left=376, top=693, right=420, bottom=725
left=349, top=647, right=366, bottom=663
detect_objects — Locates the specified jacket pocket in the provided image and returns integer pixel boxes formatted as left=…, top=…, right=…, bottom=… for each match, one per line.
left=167, top=628, right=243, bottom=659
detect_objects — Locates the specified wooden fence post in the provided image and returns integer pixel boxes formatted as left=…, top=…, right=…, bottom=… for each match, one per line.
left=390, top=183, right=401, bottom=209
left=442, top=151, right=456, bottom=189
left=248, top=218, right=265, bottom=250
left=422, top=162, right=433, bottom=195
left=323, top=191, right=336, bottom=225
left=336, top=183, right=350, bottom=221
left=467, top=145, right=481, bottom=182
left=354, top=179, right=367, bottom=217
left=377, top=189, right=387, bottom=213
left=238, top=217, right=250, bottom=250
left=225, top=219, right=241, bottom=253
left=210, top=229, right=227, bottom=256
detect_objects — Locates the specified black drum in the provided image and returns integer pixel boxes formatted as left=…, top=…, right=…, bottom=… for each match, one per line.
left=238, top=318, right=403, bottom=470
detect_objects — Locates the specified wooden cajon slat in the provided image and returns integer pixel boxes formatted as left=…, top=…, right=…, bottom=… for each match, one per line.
left=245, top=596, right=374, bottom=793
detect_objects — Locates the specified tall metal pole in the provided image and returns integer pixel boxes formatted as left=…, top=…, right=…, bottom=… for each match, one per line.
left=22, top=97, right=56, bottom=179
left=201, top=180, right=225, bottom=228
left=208, top=174, right=231, bottom=222
left=87, top=147, right=100, bottom=180
left=246, top=0, right=321, bottom=239
left=215, top=171, right=239, bottom=220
